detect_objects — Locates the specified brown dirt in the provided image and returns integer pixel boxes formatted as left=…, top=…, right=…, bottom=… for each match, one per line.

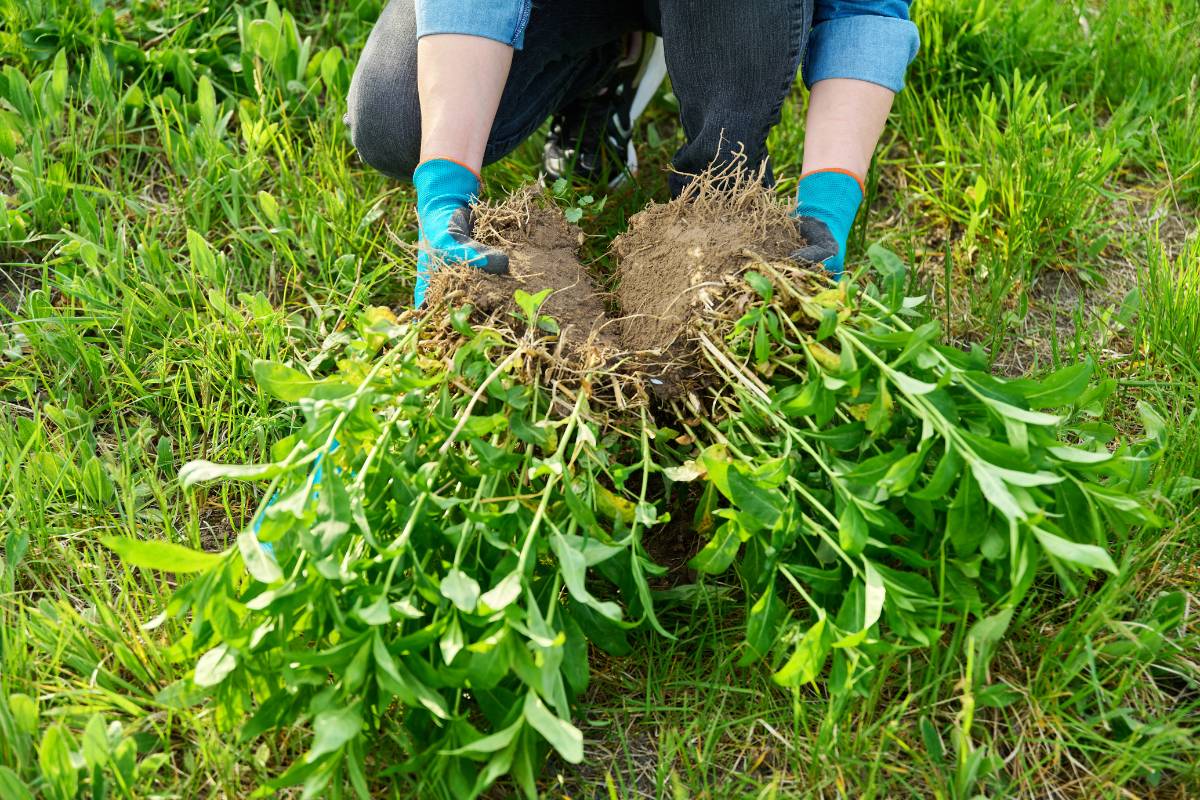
left=424, top=189, right=619, bottom=358
left=611, top=164, right=807, bottom=393
left=422, top=189, right=633, bottom=395
left=423, top=168, right=826, bottom=403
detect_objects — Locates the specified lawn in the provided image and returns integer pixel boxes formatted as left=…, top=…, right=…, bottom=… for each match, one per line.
left=1, top=1, right=1198, bottom=798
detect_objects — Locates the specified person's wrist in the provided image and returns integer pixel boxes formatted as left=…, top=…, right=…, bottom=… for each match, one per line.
left=413, top=158, right=482, bottom=219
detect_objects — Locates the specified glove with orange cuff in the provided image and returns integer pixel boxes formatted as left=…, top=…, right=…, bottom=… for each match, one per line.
left=412, top=158, right=509, bottom=307
left=790, top=168, right=865, bottom=279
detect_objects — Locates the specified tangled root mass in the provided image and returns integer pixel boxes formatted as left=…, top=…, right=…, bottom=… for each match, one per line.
left=422, top=163, right=826, bottom=402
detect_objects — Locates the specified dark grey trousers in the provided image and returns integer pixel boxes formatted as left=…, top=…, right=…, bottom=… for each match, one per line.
left=345, top=0, right=813, bottom=195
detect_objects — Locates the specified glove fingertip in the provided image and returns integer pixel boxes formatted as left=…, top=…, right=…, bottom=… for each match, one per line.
left=476, top=248, right=509, bottom=275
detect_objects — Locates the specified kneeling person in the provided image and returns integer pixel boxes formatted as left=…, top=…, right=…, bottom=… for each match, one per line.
left=345, top=0, right=919, bottom=305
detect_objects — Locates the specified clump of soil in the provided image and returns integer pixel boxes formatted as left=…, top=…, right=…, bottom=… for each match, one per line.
left=612, top=163, right=808, bottom=394
left=422, top=167, right=831, bottom=404
left=424, top=188, right=617, bottom=355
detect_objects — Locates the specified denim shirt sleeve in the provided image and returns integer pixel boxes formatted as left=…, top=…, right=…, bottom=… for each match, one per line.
left=415, top=0, right=532, bottom=49
left=804, top=0, right=920, bottom=92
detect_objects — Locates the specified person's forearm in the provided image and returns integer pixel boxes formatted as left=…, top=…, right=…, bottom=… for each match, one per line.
left=801, top=78, right=895, bottom=180
left=417, top=34, right=513, bottom=173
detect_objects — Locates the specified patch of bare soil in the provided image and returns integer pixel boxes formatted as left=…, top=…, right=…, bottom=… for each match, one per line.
left=612, top=165, right=805, bottom=394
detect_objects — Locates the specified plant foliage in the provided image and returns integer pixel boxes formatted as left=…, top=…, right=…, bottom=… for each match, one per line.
left=101, top=255, right=1164, bottom=797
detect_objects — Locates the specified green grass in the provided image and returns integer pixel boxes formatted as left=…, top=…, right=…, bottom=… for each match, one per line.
left=2, top=0, right=1198, bottom=797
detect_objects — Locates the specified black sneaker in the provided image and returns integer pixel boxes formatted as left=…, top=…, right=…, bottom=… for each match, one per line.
left=543, top=33, right=666, bottom=189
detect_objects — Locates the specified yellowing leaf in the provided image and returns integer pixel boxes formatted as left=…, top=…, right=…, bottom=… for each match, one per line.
left=806, top=341, right=842, bottom=372
left=594, top=484, right=635, bottom=524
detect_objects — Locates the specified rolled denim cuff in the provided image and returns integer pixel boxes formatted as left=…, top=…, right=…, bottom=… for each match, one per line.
left=415, top=0, right=532, bottom=49
left=803, top=15, right=920, bottom=93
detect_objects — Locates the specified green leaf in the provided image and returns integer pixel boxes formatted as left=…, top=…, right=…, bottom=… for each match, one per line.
left=561, top=479, right=599, bottom=530
left=1047, top=445, right=1112, bottom=464
left=891, top=321, right=941, bottom=367
left=968, top=607, right=1013, bottom=647
left=743, top=271, right=773, bottom=300
left=739, top=583, right=784, bottom=666
left=981, top=397, right=1062, bottom=427
left=102, top=536, right=223, bottom=573
left=779, top=379, right=824, bottom=418
left=662, top=461, right=703, bottom=482
left=38, top=725, right=77, bottom=800
left=566, top=600, right=631, bottom=656
left=550, top=532, right=622, bottom=620
left=312, top=472, right=352, bottom=552
left=878, top=450, right=925, bottom=496
left=179, top=458, right=290, bottom=487
left=441, top=717, right=524, bottom=757
left=80, top=455, right=116, bottom=505
left=50, top=49, right=68, bottom=104
left=697, top=445, right=732, bottom=497
left=441, top=568, right=481, bottom=613
left=887, top=368, right=939, bottom=396
left=969, top=462, right=1025, bottom=522
left=838, top=502, right=869, bottom=556
left=996, top=469, right=1063, bottom=489
left=522, top=691, right=583, bottom=764
left=8, top=693, right=38, bottom=735
left=513, top=288, right=552, bottom=322
left=372, top=635, right=450, bottom=719
left=773, top=613, right=828, bottom=687
left=480, top=570, right=523, bottom=612
left=187, top=228, right=222, bottom=282
left=306, top=706, right=363, bottom=763
left=440, top=614, right=465, bottom=665
left=352, top=594, right=393, bottom=626
left=1017, top=360, right=1093, bottom=408
left=1032, top=528, right=1118, bottom=575
left=238, top=528, right=283, bottom=583
left=867, top=244, right=907, bottom=310
left=196, top=74, right=217, bottom=129
left=725, top=466, right=783, bottom=531
left=81, top=714, right=109, bottom=770
left=0, top=767, right=33, bottom=800
left=816, top=307, right=838, bottom=340
left=194, top=643, right=238, bottom=687
left=253, top=360, right=325, bottom=402
left=834, top=560, right=885, bottom=649
left=687, top=521, right=741, bottom=574
left=911, top=444, right=962, bottom=501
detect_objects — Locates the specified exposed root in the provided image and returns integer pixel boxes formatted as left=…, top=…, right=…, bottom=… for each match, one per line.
left=421, top=187, right=649, bottom=414
left=419, top=161, right=838, bottom=413
left=612, top=158, right=826, bottom=397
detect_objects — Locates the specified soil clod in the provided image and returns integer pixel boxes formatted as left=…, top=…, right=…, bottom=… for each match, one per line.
left=613, top=164, right=809, bottom=395
left=424, top=188, right=617, bottom=355
left=423, top=166, right=829, bottom=403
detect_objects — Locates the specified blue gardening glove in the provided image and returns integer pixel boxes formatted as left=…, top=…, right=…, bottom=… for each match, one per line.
left=791, top=169, right=865, bottom=279
left=413, top=158, right=509, bottom=307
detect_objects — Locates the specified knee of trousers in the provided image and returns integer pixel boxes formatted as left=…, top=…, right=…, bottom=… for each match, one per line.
left=688, top=109, right=775, bottom=165
left=345, top=69, right=421, bottom=181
